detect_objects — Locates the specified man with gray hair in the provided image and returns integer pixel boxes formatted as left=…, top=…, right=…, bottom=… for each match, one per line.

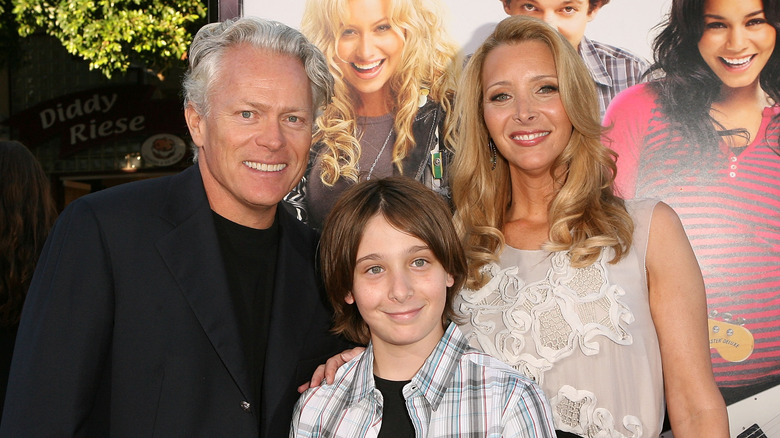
left=1, top=17, right=348, bottom=437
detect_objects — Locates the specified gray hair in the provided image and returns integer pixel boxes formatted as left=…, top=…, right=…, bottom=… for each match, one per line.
left=183, top=17, right=334, bottom=159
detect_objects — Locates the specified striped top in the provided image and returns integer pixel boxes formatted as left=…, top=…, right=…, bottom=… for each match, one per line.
left=290, top=322, right=556, bottom=437
left=604, top=83, right=780, bottom=389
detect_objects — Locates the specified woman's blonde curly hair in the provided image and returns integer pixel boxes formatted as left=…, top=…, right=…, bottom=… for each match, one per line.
left=301, top=0, right=460, bottom=185
left=450, top=16, right=634, bottom=289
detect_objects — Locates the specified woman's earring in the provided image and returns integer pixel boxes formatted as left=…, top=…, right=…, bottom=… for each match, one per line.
left=488, top=139, right=497, bottom=170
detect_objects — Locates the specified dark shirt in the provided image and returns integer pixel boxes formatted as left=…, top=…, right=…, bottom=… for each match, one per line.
left=374, top=375, right=414, bottom=437
left=213, top=211, right=278, bottom=419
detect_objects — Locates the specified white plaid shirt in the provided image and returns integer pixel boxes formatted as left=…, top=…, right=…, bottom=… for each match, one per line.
left=579, top=36, right=650, bottom=119
left=290, top=323, right=556, bottom=437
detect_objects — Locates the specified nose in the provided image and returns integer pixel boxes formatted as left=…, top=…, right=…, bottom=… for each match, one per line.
left=726, top=27, right=747, bottom=52
left=256, top=118, right=284, bottom=151
left=388, top=269, right=413, bottom=303
left=356, top=35, right=375, bottom=60
left=541, top=11, right=561, bottom=31
left=513, top=93, right=538, bottom=122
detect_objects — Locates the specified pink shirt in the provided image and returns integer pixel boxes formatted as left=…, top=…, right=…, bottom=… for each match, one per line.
left=603, top=83, right=780, bottom=390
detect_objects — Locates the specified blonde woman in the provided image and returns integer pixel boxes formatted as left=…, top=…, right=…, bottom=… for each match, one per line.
left=450, top=16, right=727, bottom=438
left=284, top=0, right=459, bottom=229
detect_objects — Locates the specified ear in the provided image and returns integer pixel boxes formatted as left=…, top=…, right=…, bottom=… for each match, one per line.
left=587, top=4, right=602, bottom=22
left=345, top=292, right=355, bottom=305
left=446, top=273, right=454, bottom=288
left=185, top=104, right=205, bottom=147
left=502, top=0, right=512, bottom=15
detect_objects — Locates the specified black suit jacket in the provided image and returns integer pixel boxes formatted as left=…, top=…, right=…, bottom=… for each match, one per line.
left=0, top=165, right=347, bottom=437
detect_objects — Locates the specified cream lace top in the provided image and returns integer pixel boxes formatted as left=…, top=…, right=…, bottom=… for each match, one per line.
left=454, top=199, right=664, bottom=438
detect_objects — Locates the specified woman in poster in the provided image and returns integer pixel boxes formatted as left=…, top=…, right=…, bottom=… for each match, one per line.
left=604, top=0, right=780, bottom=407
left=285, top=0, right=459, bottom=229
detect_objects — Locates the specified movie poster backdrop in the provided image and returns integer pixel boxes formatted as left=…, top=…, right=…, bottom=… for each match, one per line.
left=242, top=0, right=780, bottom=430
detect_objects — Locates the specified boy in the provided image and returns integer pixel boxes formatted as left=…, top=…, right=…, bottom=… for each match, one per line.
left=501, top=0, right=648, bottom=117
left=290, top=177, right=555, bottom=437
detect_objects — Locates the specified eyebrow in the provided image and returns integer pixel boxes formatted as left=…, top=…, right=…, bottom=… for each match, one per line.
left=354, top=245, right=432, bottom=266
left=485, top=75, right=558, bottom=90
left=342, top=16, right=391, bottom=29
left=703, top=9, right=765, bottom=20
left=243, top=100, right=310, bottom=114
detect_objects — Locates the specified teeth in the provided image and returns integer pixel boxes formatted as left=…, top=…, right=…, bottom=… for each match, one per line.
left=243, top=161, right=286, bottom=172
left=352, top=60, right=382, bottom=71
left=512, top=132, right=549, bottom=141
left=722, top=55, right=752, bottom=66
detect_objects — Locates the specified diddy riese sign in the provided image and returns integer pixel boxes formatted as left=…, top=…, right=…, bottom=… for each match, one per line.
left=8, top=85, right=186, bottom=157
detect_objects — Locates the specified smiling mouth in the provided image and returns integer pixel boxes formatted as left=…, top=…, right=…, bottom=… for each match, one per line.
left=511, top=132, right=549, bottom=141
left=243, top=161, right=286, bottom=172
left=351, top=59, right=384, bottom=73
left=720, top=54, right=755, bottom=67
left=385, top=307, right=422, bottom=320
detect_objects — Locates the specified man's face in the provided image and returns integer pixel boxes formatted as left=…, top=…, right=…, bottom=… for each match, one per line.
left=503, top=0, right=599, bottom=50
left=186, top=45, right=314, bottom=229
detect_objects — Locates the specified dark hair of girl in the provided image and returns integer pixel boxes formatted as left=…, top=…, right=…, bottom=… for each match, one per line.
left=648, top=0, right=779, bottom=146
left=0, top=141, right=57, bottom=327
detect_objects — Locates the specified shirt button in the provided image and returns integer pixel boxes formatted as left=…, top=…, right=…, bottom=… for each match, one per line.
left=730, top=164, right=737, bottom=169
left=731, top=156, right=738, bottom=162
left=729, top=172, right=736, bottom=178
left=240, top=401, right=251, bottom=412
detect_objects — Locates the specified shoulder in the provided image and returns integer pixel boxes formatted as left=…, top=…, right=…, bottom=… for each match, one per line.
left=413, top=100, right=444, bottom=126
left=624, top=198, right=661, bottom=220
left=295, top=351, right=365, bottom=411
left=66, top=168, right=191, bottom=219
left=278, top=204, right=320, bottom=248
left=460, top=347, right=539, bottom=391
left=647, top=201, right=683, bottom=231
left=587, top=38, right=648, bottom=66
left=643, top=200, right=688, bottom=260
left=604, top=82, right=659, bottom=126
left=610, top=82, right=657, bottom=109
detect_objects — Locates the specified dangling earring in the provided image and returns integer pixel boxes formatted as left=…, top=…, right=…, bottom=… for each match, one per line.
left=488, top=139, right=497, bottom=171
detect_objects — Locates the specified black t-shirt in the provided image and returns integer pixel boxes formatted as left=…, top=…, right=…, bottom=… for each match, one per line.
left=374, top=375, right=415, bottom=437
left=212, top=211, right=278, bottom=414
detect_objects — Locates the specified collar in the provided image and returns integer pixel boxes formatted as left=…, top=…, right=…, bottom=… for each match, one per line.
left=578, top=36, right=612, bottom=88
left=347, top=322, right=467, bottom=411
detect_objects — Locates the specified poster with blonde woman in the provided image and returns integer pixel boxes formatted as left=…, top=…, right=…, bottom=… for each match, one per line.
left=279, top=0, right=460, bottom=230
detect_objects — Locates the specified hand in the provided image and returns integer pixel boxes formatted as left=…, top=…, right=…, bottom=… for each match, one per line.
left=297, top=346, right=366, bottom=393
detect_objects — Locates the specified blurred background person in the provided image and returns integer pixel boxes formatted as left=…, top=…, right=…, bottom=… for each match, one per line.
left=0, top=140, right=57, bottom=420
left=451, top=16, right=726, bottom=437
left=500, top=0, right=648, bottom=118
left=284, top=0, right=459, bottom=229
left=603, top=0, right=780, bottom=411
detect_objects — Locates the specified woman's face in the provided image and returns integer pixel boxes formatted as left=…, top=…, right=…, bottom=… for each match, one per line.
left=335, top=0, right=405, bottom=102
left=697, top=0, right=776, bottom=91
left=481, top=40, right=572, bottom=178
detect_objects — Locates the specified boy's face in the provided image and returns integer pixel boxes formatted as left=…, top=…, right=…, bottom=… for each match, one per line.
left=503, top=0, right=600, bottom=50
left=347, top=214, right=453, bottom=355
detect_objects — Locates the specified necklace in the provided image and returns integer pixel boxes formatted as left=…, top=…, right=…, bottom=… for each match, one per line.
left=366, top=127, right=393, bottom=180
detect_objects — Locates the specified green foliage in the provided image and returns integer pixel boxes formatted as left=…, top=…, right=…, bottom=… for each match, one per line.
left=7, top=0, right=206, bottom=77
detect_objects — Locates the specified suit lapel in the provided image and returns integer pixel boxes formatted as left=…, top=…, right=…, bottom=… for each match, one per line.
left=154, top=165, right=253, bottom=403
left=261, top=208, right=321, bottom=420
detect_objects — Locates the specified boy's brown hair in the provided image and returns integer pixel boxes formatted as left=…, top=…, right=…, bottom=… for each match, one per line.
left=319, top=177, right=467, bottom=345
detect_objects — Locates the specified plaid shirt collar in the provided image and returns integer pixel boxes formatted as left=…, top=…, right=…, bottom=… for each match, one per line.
left=347, top=322, right=465, bottom=411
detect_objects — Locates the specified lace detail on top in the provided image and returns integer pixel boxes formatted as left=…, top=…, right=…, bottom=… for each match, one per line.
left=458, top=251, right=641, bottom=438
left=461, top=251, right=634, bottom=375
